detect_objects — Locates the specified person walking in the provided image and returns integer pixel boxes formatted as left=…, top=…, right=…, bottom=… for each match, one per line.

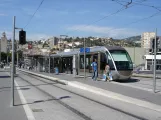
left=92, top=59, right=98, bottom=81
left=104, top=63, right=110, bottom=82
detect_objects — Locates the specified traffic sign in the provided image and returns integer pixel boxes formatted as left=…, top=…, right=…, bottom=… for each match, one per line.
left=80, top=48, right=90, bottom=53
left=85, top=48, right=90, bottom=52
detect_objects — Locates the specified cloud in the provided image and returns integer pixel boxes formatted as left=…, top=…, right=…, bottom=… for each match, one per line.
left=75, top=10, right=90, bottom=14
left=0, top=13, right=8, bottom=16
left=67, top=25, right=141, bottom=38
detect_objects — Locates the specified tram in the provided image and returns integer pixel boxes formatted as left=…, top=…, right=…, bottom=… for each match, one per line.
left=50, top=46, right=133, bottom=80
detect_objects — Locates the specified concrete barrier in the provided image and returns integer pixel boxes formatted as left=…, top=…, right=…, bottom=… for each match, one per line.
left=18, top=69, right=68, bottom=85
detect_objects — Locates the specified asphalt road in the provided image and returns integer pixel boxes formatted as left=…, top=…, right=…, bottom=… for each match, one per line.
left=0, top=71, right=27, bottom=120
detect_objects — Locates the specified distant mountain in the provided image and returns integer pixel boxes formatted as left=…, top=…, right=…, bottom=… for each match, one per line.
left=123, top=35, right=141, bottom=41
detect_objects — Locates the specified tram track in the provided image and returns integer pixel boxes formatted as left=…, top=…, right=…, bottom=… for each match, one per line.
left=18, top=71, right=147, bottom=120
left=18, top=73, right=93, bottom=120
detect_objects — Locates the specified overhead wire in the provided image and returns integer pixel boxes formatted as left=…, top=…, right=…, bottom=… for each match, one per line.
left=114, top=0, right=161, bottom=11
left=66, top=0, right=156, bottom=36
left=23, top=0, right=161, bottom=38
left=65, top=6, right=126, bottom=35
left=66, top=0, right=161, bottom=37
left=24, top=0, right=45, bottom=29
left=65, top=0, right=133, bottom=35
left=105, top=11, right=161, bottom=34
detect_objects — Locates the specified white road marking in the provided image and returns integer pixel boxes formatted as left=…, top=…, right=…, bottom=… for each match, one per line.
left=15, top=81, right=36, bottom=120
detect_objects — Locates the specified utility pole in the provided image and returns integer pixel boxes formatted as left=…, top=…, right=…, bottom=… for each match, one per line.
left=17, top=42, right=19, bottom=66
left=153, top=28, right=157, bottom=93
left=84, top=37, right=86, bottom=79
left=12, top=16, right=23, bottom=106
left=0, top=37, right=1, bottom=65
left=12, top=16, right=16, bottom=106
left=134, top=42, right=135, bottom=65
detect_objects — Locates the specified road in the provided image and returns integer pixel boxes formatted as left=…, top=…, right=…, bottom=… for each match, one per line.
left=13, top=71, right=161, bottom=120
left=0, top=71, right=27, bottom=120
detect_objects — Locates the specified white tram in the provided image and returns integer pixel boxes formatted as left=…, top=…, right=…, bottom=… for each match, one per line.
left=49, top=46, right=133, bottom=80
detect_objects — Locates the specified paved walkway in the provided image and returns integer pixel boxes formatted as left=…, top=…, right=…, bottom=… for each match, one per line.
left=18, top=68, right=161, bottom=107
left=0, top=71, right=27, bottom=120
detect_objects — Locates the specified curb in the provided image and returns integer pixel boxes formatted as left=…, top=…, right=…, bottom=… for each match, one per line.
left=132, top=74, right=161, bottom=79
left=18, top=69, right=68, bottom=85
left=68, top=81, right=161, bottom=113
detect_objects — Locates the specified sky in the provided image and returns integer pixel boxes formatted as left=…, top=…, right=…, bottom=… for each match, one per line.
left=0, top=0, right=161, bottom=40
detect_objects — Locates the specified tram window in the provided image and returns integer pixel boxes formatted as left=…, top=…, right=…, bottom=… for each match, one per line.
left=106, top=52, right=115, bottom=70
left=110, top=50, right=133, bottom=70
left=80, top=55, right=91, bottom=69
left=86, top=57, right=89, bottom=69
left=157, top=60, right=161, bottom=64
left=80, top=56, right=84, bottom=69
left=100, top=53, right=107, bottom=70
left=108, top=55, right=115, bottom=70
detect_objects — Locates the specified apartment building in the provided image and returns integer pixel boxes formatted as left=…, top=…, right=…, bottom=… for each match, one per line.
left=141, top=32, right=155, bottom=49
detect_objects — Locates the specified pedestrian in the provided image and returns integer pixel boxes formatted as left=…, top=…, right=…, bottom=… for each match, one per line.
left=92, top=59, right=98, bottom=81
left=19, top=62, right=22, bottom=68
left=104, top=63, right=110, bottom=82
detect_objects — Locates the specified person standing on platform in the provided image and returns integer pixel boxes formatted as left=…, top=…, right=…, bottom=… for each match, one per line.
left=92, top=59, right=98, bottom=81
left=104, top=63, right=110, bottom=82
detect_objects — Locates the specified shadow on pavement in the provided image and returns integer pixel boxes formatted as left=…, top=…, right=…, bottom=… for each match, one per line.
left=0, top=76, right=10, bottom=78
left=0, top=71, right=9, bottom=72
left=115, top=78, right=140, bottom=83
left=0, top=83, right=57, bottom=91
left=15, top=96, right=71, bottom=106
left=0, top=86, right=11, bottom=89
left=0, top=87, right=30, bottom=93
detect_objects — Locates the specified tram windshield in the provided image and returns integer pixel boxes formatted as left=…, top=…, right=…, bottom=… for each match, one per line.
left=109, top=50, right=133, bottom=70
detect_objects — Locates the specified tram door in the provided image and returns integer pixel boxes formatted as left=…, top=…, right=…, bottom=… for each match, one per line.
left=66, top=57, right=73, bottom=74
left=62, top=58, right=66, bottom=73
left=62, top=57, right=73, bottom=74
left=50, top=58, right=54, bottom=73
left=93, top=54, right=98, bottom=61
left=54, top=58, right=62, bottom=73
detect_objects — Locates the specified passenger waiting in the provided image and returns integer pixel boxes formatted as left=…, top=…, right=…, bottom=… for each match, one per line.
left=104, top=63, right=110, bottom=82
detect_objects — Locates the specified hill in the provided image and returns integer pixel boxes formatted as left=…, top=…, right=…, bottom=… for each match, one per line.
left=123, top=35, right=141, bottom=41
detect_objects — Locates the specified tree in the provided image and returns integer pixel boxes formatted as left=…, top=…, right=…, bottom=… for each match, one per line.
left=42, top=42, right=49, bottom=48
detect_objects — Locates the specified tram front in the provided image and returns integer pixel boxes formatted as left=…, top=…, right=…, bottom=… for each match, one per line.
left=108, top=48, right=133, bottom=80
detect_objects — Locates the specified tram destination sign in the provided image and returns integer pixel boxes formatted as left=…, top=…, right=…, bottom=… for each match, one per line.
left=80, top=48, right=90, bottom=53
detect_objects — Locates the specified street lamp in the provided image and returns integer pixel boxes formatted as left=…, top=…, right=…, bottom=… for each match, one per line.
left=11, top=16, right=23, bottom=106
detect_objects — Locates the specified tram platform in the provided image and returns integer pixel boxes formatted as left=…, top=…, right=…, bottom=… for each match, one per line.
left=17, top=68, right=161, bottom=108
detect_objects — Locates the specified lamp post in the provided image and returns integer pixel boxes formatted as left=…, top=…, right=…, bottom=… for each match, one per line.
left=153, top=28, right=157, bottom=93
left=84, top=37, right=86, bottom=79
left=12, top=16, right=23, bottom=106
